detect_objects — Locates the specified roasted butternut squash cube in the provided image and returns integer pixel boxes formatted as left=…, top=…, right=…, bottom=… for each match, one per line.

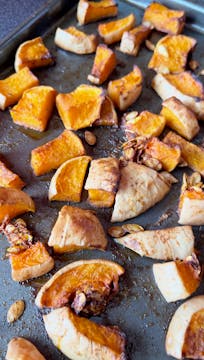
left=148, top=35, right=196, bottom=74
left=0, top=161, right=24, bottom=189
left=88, top=44, right=117, bottom=85
left=107, top=65, right=142, bottom=111
left=143, top=2, right=185, bottom=35
left=0, top=187, right=35, bottom=223
left=56, top=84, right=105, bottom=130
left=31, top=129, right=85, bottom=176
left=164, top=131, right=204, bottom=176
left=152, top=72, right=204, bottom=120
left=119, top=25, right=151, bottom=56
left=0, top=67, right=39, bottom=110
left=94, top=96, right=118, bottom=126
left=145, top=137, right=181, bottom=172
left=98, top=13, right=135, bottom=45
left=54, top=26, right=98, bottom=54
left=10, top=241, right=54, bottom=281
left=14, top=37, right=54, bottom=72
left=77, top=0, right=118, bottom=25
left=10, top=86, right=57, bottom=132
left=123, top=110, right=166, bottom=139
left=48, top=156, right=91, bottom=202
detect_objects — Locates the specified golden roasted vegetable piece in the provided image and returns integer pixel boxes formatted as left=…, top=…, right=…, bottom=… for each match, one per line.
left=94, top=95, right=118, bottom=126
left=31, top=129, right=85, bottom=176
left=48, top=205, right=107, bottom=253
left=10, top=86, right=57, bottom=132
left=48, top=156, right=91, bottom=202
left=85, top=157, right=120, bottom=207
left=14, top=36, right=54, bottom=72
left=148, top=35, right=196, bottom=74
left=0, top=187, right=35, bottom=223
left=6, top=337, right=46, bottom=360
left=98, top=13, right=135, bottom=45
left=119, top=24, right=151, bottom=56
left=107, top=65, right=142, bottom=111
left=44, top=307, right=126, bottom=360
left=161, top=97, right=199, bottom=140
left=88, top=44, right=117, bottom=85
left=164, top=131, right=204, bottom=176
left=122, top=110, right=166, bottom=139
left=77, top=0, right=118, bottom=25
left=56, top=84, right=105, bottom=130
left=152, top=72, right=204, bottom=119
left=0, top=161, right=24, bottom=189
left=35, top=259, right=124, bottom=315
left=0, top=67, right=39, bottom=111
left=10, top=241, right=54, bottom=281
left=54, top=26, right=98, bottom=54
left=145, top=137, right=181, bottom=172
left=142, top=2, right=185, bottom=35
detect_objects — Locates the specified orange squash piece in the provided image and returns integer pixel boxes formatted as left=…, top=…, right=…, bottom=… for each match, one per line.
left=88, top=44, right=117, bottom=85
left=31, top=129, right=85, bottom=176
left=0, top=187, right=35, bottom=223
left=164, top=131, right=204, bottom=176
left=14, top=37, right=54, bottom=72
left=10, top=241, right=54, bottom=281
left=0, top=161, right=24, bottom=189
left=148, top=35, right=196, bottom=74
left=94, top=95, right=118, bottom=126
left=10, top=86, right=57, bottom=132
left=145, top=137, right=181, bottom=172
left=48, top=156, right=91, bottom=202
left=143, top=2, right=185, bottom=35
left=107, top=65, right=142, bottom=111
left=77, top=0, right=118, bottom=25
left=98, top=13, right=135, bottom=45
left=119, top=25, right=151, bottom=56
left=0, top=67, right=39, bottom=110
left=56, top=84, right=105, bottom=130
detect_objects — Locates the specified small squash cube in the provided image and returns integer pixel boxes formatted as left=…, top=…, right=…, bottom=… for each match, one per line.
left=148, top=35, right=196, bottom=74
left=143, top=2, right=185, bottom=35
left=145, top=137, right=181, bottom=172
left=77, top=0, right=118, bottom=25
left=161, top=97, right=199, bottom=140
left=0, top=67, right=39, bottom=110
left=94, top=96, right=118, bottom=126
left=88, top=44, right=117, bottom=85
left=54, top=26, right=98, bottom=54
left=14, top=37, right=54, bottom=72
left=0, top=161, right=24, bottom=189
left=49, top=156, right=91, bottom=202
left=31, top=129, right=85, bottom=176
left=107, top=65, right=142, bottom=111
left=10, top=86, right=57, bottom=132
left=98, top=13, right=135, bottom=45
left=119, top=25, right=151, bottom=56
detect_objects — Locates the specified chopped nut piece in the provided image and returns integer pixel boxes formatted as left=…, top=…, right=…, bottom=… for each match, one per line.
left=122, top=223, right=144, bottom=234
left=108, top=226, right=126, bottom=238
left=85, top=131, right=97, bottom=146
left=189, top=60, right=199, bottom=71
left=7, top=300, right=25, bottom=323
left=145, top=39, right=155, bottom=51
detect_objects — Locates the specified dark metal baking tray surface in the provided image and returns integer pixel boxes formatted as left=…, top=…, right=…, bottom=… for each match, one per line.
left=0, top=1, right=204, bottom=359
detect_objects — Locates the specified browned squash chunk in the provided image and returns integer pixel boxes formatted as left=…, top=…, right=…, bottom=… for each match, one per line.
left=107, top=65, right=142, bottom=111
left=0, top=67, right=39, bottom=110
left=35, top=259, right=124, bottom=315
left=31, top=129, right=85, bottom=176
left=148, top=35, right=196, bottom=74
left=10, top=86, right=57, bottom=132
left=85, top=157, right=120, bottom=207
left=182, top=308, right=204, bottom=359
left=0, top=187, right=35, bottom=223
left=119, top=25, right=151, bottom=56
left=77, top=0, right=118, bottom=25
left=48, top=156, right=91, bottom=202
left=48, top=205, right=107, bottom=253
left=10, top=241, right=54, bottom=281
left=164, top=131, right=204, bottom=176
left=54, top=26, right=98, bottom=54
left=88, top=44, right=117, bottom=85
left=56, top=84, right=105, bottom=130
left=0, top=161, right=24, bottom=189
left=142, top=2, right=185, bottom=35
left=94, top=95, right=118, bottom=126
left=14, top=37, right=54, bottom=72
left=6, top=337, right=46, bottom=360
left=161, top=97, right=199, bottom=140
left=98, top=13, right=135, bottom=45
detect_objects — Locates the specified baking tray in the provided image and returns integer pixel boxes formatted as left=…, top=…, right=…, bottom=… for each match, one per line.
left=0, top=1, right=204, bottom=359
